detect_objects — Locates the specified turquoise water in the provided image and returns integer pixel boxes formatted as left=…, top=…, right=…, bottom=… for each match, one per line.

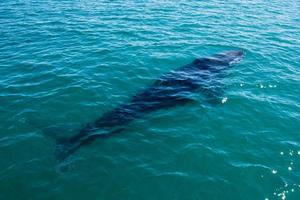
left=1, top=0, right=300, bottom=199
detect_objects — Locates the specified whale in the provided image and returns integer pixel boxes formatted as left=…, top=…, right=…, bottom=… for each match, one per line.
left=53, top=50, right=244, bottom=161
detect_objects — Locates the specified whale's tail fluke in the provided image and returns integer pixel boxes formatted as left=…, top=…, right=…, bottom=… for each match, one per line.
left=54, top=137, right=76, bottom=162
left=53, top=128, right=125, bottom=162
left=28, top=119, right=125, bottom=162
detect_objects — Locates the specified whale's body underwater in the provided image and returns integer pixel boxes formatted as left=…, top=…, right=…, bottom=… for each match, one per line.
left=54, top=50, right=244, bottom=161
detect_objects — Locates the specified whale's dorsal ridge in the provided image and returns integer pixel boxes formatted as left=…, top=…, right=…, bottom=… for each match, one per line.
left=192, top=57, right=224, bottom=70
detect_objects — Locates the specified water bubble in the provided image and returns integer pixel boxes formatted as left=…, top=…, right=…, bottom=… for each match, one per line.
left=268, top=84, right=277, bottom=88
left=260, top=84, right=264, bottom=88
left=288, top=167, right=292, bottom=171
left=221, top=97, right=228, bottom=104
left=278, top=192, right=286, bottom=200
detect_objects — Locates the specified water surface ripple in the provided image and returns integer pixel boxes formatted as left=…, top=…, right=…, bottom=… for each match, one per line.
left=1, top=0, right=300, bottom=199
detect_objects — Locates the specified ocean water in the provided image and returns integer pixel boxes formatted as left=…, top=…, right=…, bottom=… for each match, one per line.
left=1, top=0, right=300, bottom=199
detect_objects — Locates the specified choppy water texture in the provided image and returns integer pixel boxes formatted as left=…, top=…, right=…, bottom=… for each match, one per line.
left=1, top=0, right=300, bottom=199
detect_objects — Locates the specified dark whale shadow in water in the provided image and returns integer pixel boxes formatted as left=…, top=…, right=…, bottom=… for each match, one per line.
left=43, top=50, right=244, bottom=162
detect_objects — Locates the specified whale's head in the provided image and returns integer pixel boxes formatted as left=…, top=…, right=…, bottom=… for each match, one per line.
left=213, top=50, right=244, bottom=65
left=193, top=50, right=244, bottom=69
left=193, top=50, right=244, bottom=72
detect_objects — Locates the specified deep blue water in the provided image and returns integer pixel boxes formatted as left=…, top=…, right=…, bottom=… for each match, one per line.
left=1, top=0, right=300, bottom=199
